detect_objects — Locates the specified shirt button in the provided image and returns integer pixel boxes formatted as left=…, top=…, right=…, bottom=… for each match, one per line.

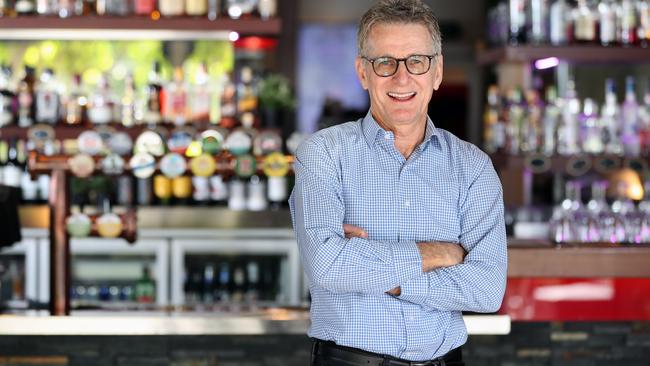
left=404, top=200, right=410, bottom=207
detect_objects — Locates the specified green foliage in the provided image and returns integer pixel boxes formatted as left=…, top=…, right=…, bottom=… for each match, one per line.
left=258, top=73, right=295, bottom=110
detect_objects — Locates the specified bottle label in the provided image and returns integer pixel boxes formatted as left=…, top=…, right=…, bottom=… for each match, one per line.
left=235, top=154, right=257, bottom=178
left=36, top=91, right=59, bottom=123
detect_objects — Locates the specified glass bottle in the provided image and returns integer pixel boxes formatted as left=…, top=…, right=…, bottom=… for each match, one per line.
left=573, top=0, right=597, bottom=43
left=202, top=264, right=215, bottom=304
left=159, top=0, right=184, bottom=16
left=639, top=0, right=650, bottom=48
left=0, top=0, right=17, bottom=16
left=522, top=89, right=543, bottom=153
left=165, top=66, right=188, bottom=126
left=580, top=98, right=602, bottom=154
left=601, top=78, right=623, bottom=155
left=36, top=0, right=56, bottom=15
left=64, top=73, right=86, bottom=125
left=528, top=0, right=549, bottom=44
left=508, top=0, right=527, bottom=45
left=134, top=0, right=155, bottom=16
left=598, top=0, right=618, bottom=46
left=542, top=86, right=561, bottom=155
left=637, top=180, right=650, bottom=243
left=207, top=0, right=220, bottom=20
left=185, top=0, right=207, bottom=16
left=506, top=88, right=524, bottom=155
left=226, top=0, right=256, bottom=19
left=87, top=73, right=114, bottom=125
left=611, top=182, right=637, bottom=243
left=15, top=0, right=36, bottom=15
left=35, top=68, right=61, bottom=125
left=558, top=80, right=580, bottom=155
left=3, top=139, right=23, bottom=188
left=190, top=63, right=211, bottom=123
left=143, top=61, right=164, bottom=125
left=257, top=0, right=276, bottom=20
left=16, top=66, right=36, bottom=128
left=640, top=77, right=650, bottom=156
left=619, top=0, right=639, bottom=46
left=0, top=65, right=15, bottom=127
left=58, top=0, right=75, bottom=17
left=550, top=0, right=571, bottom=45
left=120, top=73, right=136, bottom=127
left=135, top=265, right=155, bottom=304
left=621, top=76, right=640, bottom=157
left=483, top=85, right=502, bottom=153
left=106, top=0, right=129, bottom=15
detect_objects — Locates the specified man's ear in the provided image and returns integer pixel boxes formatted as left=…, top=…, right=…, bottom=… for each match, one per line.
left=356, top=57, right=369, bottom=90
left=433, top=55, right=443, bottom=90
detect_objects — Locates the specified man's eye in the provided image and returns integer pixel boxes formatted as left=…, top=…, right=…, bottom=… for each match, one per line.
left=376, top=58, right=394, bottom=67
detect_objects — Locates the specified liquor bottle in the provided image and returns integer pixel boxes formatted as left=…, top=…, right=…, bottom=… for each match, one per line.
left=528, top=0, right=549, bottom=44
left=639, top=0, right=650, bottom=48
left=640, top=78, right=650, bottom=155
left=619, top=0, right=639, bottom=46
left=190, top=63, right=211, bottom=123
left=622, top=76, right=640, bottom=157
left=135, top=265, right=155, bottom=304
left=143, top=61, right=164, bottom=125
left=245, top=260, right=259, bottom=305
left=580, top=98, right=602, bottom=154
left=226, top=0, right=255, bottom=19
left=35, top=68, right=61, bottom=125
left=508, top=0, right=527, bottom=45
left=159, top=0, right=184, bottom=16
left=231, top=264, right=246, bottom=304
left=202, top=263, right=215, bottom=303
left=87, top=74, right=114, bottom=125
left=483, top=85, right=500, bottom=153
left=601, top=78, right=623, bottom=155
left=506, top=88, right=524, bottom=155
left=106, top=0, right=129, bottom=15
left=216, top=261, right=230, bottom=303
left=219, top=73, right=237, bottom=128
left=185, top=0, right=207, bottom=16
left=16, top=66, right=35, bottom=128
left=257, top=0, right=276, bottom=20
left=573, top=0, right=597, bottom=43
left=236, top=66, right=258, bottom=122
left=558, top=80, right=580, bottom=155
left=598, top=0, right=618, bottom=46
left=165, top=67, right=188, bottom=126
left=36, top=0, right=56, bottom=15
left=15, top=0, right=36, bottom=14
left=0, top=0, right=16, bottom=16
left=522, top=89, right=543, bottom=153
left=0, top=65, right=15, bottom=127
left=4, top=139, right=23, bottom=188
left=550, top=0, right=571, bottom=45
left=64, top=74, right=87, bottom=125
left=120, top=73, right=136, bottom=127
left=542, top=86, right=561, bottom=155
left=133, top=0, right=155, bottom=16
left=58, top=0, right=75, bottom=17
left=207, top=0, right=220, bottom=20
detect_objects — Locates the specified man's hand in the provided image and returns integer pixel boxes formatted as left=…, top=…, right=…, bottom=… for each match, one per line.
left=417, top=242, right=467, bottom=272
left=342, top=224, right=401, bottom=296
left=343, top=224, right=368, bottom=239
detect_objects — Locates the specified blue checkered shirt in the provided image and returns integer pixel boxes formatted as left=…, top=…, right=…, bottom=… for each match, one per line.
left=289, top=112, right=507, bottom=361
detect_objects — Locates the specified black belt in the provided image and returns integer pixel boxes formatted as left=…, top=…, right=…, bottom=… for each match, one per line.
left=312, top=338, right=462, bottom=366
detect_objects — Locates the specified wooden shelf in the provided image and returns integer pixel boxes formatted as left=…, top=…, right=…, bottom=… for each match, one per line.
left=477, top=45, right=650, bottom=65
left=0, top=16, right=281, bottom=40
left=489, top=153, right=650, bottom=176
left=508, top=241, right=650, bottom=278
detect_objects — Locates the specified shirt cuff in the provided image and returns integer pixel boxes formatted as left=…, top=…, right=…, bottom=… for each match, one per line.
left=391, top=241, right=423, bottom=285
left=397, top=274, right=430, bottom=305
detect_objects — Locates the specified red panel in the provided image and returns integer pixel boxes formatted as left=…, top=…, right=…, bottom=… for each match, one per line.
left=501, top=278, right=650, bottom=321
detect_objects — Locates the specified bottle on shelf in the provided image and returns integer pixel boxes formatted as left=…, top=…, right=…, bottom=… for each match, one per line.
left=550, top=0, right=572, bottom=45
left=36, top=0, right=56, bottom=15
left=542, top=86, right=561, bottom=156
left=508, top=0, right=527, bottom=45
left=58, top=0, right=76, bottom=17
left=190, top=63, right=212, bottom=123
left=640, top=78, right=650, bottom=155
left=133, top=0, right=155, bottom=16
left=257, top=0, right=276, bottom=20
left=165, top=66, right=188, bottom=126
left=63, top=73, right=87, bottom=126
left=601, top=78, right=623, bottom=155
left=14, top=0, right=36, bottom=15
left=34, top=68, right=61, bottom=125
left=639, top=0, right=650, bottom=48
left=185, top=0, right=207, bottom=17
left=528, top=0, right=549, bottom=44
left=105, top=0, right=130, bottom=16
left=522, top=89, right=543, bottom=153
left=598, top=0, right=619, bottom=46
left=16, top=65, right=36, bottom=128
left=120, top=73, right=136, bottom=127
left=557, top=80, right=580, bottom=156
left=506, top=88, right=524, bottom=155
left=619, top=0, right=639, bottom=46
left=621, top=76, right=640, bottom=157
left=202, top=263, right=215, bottom=304
left=226, top=0, right=256, bottom=19
left=207, top=0, right=220, bottom=20
left=573, top=0, right=598, bottom=44
left=579, top=98, right=603, bottom=154
left=482, top=85, right=504, bottom=154
left=143, top=61, right=164, bottom=126
left=134, top=265, right=155, bottom=304
left=87, top=73, right=114, bottom=125
left=4, top=139, right=23, bottom=189
left=0, top=0, right=16, bottom=16
left=0, top=65, right=15, bottom=127
left=159, top=0, right=184, bottom=17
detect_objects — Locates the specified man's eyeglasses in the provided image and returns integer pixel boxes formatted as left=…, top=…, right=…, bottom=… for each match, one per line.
left=361, top=54, right=438, bottom=77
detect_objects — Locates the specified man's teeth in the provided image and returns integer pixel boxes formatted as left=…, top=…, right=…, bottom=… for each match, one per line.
left=388, top=92, right=416, bottom=99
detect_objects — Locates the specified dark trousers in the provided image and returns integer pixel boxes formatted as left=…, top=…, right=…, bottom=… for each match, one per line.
left=310, top=338, right=465, bottom=366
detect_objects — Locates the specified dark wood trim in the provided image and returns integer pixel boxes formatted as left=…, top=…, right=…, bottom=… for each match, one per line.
left=477, top=45, right=650, bottom=65
left=0, top=16, right=281, bottom=35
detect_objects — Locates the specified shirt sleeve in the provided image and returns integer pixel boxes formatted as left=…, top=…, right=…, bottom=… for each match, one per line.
left=290, top=137, right=423, bottom=296
left=397, top=154, right=508, bottom=313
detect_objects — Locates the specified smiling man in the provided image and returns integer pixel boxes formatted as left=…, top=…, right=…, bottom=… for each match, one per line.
left=290, top=1, right=507, bottom=365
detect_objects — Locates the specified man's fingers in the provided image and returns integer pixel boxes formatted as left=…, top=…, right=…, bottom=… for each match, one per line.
left=343, top=224, right=368, bottom=239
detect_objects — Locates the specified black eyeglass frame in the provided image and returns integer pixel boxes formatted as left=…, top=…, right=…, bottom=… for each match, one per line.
left=360, top=54, right=439, bottom=77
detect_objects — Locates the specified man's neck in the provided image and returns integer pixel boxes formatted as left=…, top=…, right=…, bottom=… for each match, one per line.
left=375, top=116, right=427, bottom=159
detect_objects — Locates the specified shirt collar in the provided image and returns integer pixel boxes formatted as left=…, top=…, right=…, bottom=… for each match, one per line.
left=361, top=111, right=440, bottom=148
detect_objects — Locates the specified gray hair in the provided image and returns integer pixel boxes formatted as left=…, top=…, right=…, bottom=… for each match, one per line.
left=357, top=0, right=442, bottom=56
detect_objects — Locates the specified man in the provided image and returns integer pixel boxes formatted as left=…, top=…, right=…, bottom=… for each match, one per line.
left=290, top=0, right=507, bottom=365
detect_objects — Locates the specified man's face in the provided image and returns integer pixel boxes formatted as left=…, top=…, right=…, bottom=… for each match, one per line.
left=356, top=22, right=443, bottom=130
